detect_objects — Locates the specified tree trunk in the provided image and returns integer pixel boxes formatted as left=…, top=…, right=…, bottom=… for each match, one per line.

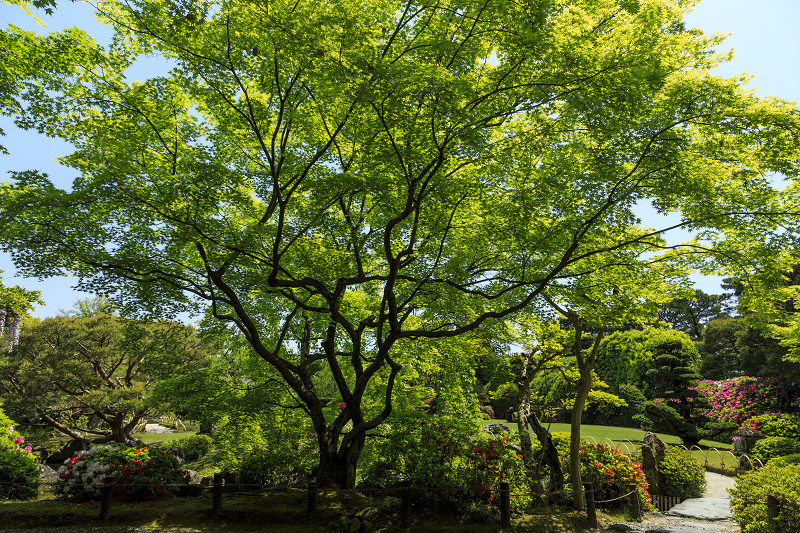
left=516, top=366, right=564, bottom=497
left=315, top=426, right=366, bottom=489
left=569, top=324, right=605, bottom=511
left=527, top=411, right=564, bottom=496
left=570, top=375, right=591, bottom=510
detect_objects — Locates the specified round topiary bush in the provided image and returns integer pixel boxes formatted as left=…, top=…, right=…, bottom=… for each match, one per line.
left=657, top=446, right=706, bottom=499
left=169, top=434, right=212, bottom=462
left=730, top=458, right=800, bottom=532
left=750, top=437, right=800, bottom=463
left=740, top=413, right=800, bottom=440
left=236, top=446, right=314, bottom=488
left=0, top=419, right=40, bottom=500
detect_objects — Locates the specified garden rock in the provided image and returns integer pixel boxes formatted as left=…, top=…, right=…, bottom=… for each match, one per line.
left=608, top=523, right=636, bottom=531
left=506, top=407, right=515, bottom=422
left=168, top=447, right=186, bottom=464
left=483, top=423, right=510, bottom=436
left=347, top=516, right=373, bottom=533
left=37, top=464, right=58, bottom=484
left=667, top=498, right=733, bottom=521
left=641, top=432, right=666, bottom=495
left=178, top=469, right=202, bottom=497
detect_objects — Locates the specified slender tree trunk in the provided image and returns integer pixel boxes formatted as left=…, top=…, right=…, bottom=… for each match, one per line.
left=569, top=324, right=605, bottom=510
left=570, top=375, right=591, bottom=509
left=515, top=352, right=565, bottom=498
left=527, top=410, right=564, bottom=496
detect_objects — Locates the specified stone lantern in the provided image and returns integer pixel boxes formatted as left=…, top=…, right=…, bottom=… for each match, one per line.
left=732, top=427, right=765, bottom=453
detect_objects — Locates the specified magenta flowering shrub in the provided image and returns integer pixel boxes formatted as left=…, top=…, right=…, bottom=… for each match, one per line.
left=479, top=405, right=495, bottom=419
left=692, top=377, right=800, bottom=424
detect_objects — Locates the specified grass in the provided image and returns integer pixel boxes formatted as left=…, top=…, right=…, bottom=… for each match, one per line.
left=482, top=419, right=739, bottom=470
left=138, top=431, right=197, bottom=445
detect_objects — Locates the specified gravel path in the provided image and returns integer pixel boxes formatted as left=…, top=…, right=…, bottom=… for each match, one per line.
left=703, top=471, right=737, bottom=499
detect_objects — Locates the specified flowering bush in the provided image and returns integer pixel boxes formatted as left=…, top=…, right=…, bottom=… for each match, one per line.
left=531, top=433, right=652, bottom=510
left=693, top=377, right=800, bottom=425
left=53, top=445, right=184, bottom=502
left=479, top=405, right=495, bottom=420
left=0, top=406, right=39, bottom=500
left=740, top=413, right=800, bottom=440
left=575, top=443, right=652, bottom=510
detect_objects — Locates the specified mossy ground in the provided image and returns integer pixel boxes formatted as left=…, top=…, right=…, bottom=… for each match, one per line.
left=0, top=488, right=615, bottom=532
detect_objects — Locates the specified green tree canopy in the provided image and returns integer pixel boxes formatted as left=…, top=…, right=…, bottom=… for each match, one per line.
left=657, top=289, right=731, bottom=340
left=0, top=273, right=41, bottom=351
left=595, top=326, right=699, bottom=396
left=1, top=0, right=799, bottom=487
left=0, top=305, right=214, bottom=444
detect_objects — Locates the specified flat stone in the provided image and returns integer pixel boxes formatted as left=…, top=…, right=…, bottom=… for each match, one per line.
left=139, top=423, right=175, bottom=434
left=667, top=498, right=733, bottom=521
left=608, top=523, right=636, bottom=531
left=645, top=524, right=737, bottom=533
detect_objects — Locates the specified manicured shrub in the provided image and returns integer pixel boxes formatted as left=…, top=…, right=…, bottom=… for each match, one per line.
left=53, top=445, right=184, bottom=502
left=782, top=454, right=800, bottom=465
left=741, top=413, right=800, bottom=440
left=169, top=434, right=213, bottom=462
left=657, top=446, right=706, bottom=499
left=361, top=414, right=530, bottom=516
left=730, top=458, right=800, bottom=532
left=0, top=408, right=40, bottom=500
left=236, top=446, right=315, bottom=488
left=750, top=437, right=800, bottom=463
left=479, top=405, right=495, bottom=420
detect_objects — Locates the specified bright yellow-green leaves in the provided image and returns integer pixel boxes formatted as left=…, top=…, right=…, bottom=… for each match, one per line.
left=2, top=0, right=800, bottom=485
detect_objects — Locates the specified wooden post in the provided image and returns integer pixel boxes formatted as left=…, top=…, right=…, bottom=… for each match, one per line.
left=212, top=472, right=223, bottom=516
left=99, top=475, right=113, bottom=521
left=583, top=482, right=597, bottom=529
left=767, top=494, right=780, bottom=532
left=400, top=480, right=411, bottom=529
left=499, top=481, right=511, bottom=527
left=307, top=482, right=317, bottom=515
left=628, top=483, right=641, bottom=519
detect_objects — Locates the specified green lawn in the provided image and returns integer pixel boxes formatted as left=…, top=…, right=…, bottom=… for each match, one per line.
left=483, top=419, right=740, bottom=469
left=138, top=431, right=197, bottom=445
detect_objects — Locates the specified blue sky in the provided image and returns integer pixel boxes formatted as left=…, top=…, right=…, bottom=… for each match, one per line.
left=1, top=0, right=798, bottom=318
